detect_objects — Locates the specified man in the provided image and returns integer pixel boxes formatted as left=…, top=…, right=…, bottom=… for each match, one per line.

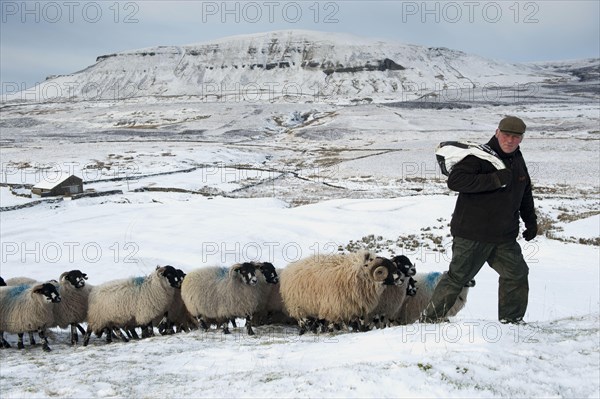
left=421, top=116, right=538, bottom=324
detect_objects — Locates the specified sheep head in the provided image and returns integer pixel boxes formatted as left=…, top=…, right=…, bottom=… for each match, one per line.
left=0, top=277, right=5, bottom=286
left=33, top=283, right=61, bottom=303
left=391, top=255, right=416, bottom=277
left=254, top=262, right=279, bottom=284
left=366, top=256, right=400, bottom=285
left=60, top=269, right=88, bottom=289
left=157, top=265, right=182, bottom=288
left=230, top=262, right=258, bottom=286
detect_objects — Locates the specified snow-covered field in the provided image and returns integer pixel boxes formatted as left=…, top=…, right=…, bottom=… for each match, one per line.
left=0, top=53, right=598, bottom=397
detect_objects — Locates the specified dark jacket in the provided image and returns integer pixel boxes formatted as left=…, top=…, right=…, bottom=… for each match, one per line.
left=448, top=135, right=536, bottom=243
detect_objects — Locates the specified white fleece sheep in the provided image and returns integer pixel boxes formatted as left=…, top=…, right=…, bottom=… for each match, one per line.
left=279, top=250, right=401, bottom=334
left=394, top=271, right=475, bottom=325
left=4, top=273, right=90, bottom=345
left=5, top=277, right=37, bottom=286
left=153, top=269, right=197, bottom=335
left=51, top=270, right=91, bottom=345
left=83, top=265, right=182, bottom=346
left=181, top=262, right=265, bottom=335
left=0, top=283, right=61, bottom=351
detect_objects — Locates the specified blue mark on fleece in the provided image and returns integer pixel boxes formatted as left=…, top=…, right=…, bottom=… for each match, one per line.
left=132, top=276, right=146, bottom=286
left=425, top=272, right=442, bottom=289
left=216, top=267, right=229, bottom=280
left=6, top=284, right=30, bottom=300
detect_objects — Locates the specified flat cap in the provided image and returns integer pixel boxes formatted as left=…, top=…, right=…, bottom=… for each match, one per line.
left=498, top=116, right=526, bottom=135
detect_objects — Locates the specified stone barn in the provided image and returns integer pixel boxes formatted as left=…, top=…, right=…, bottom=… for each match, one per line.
left=32, top=175, right=84, bottom=197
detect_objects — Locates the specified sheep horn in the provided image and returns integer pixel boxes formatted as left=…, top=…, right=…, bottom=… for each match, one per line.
left=370, top=264, right=389, bottom=282
left=229, top=263, right=242, bottom=277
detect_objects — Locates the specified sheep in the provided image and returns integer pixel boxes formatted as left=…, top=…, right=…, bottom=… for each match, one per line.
left=5, top=277, right=37, bottom=286
left=279, top=250, right=401, bottom=334
left=4, top=277, right=54, bottom=347
left=252, top=267, right=296, bottom=326
left=83, top=265, right=182, bottom=346
left=366, top=254, right=417, bottom=329
left=51, top=270, right=91, bottom=345
left=5, top=273, right=90, bottom=345
left=394, top=271, right=476, bottom=325
left=0, top=277, right=6, bottom=286
left=154, top=269, right=198, bottom=335
left=0, top=283, right=61, bottom=351
left=181, top=262, right=266, bottom=335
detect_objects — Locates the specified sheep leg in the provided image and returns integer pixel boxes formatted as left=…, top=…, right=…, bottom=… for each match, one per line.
left=75, top=323, right=86, bottom=335
left=1, top=332, right=10, bottom=348
left=83, top=327, right=92, bottom=346
left=222, top=321, right=231, bottom=335
left=38, top=329, right=51, bottom=352
left=105, top=328, right=113, bottom=343
left=113, top=328, right=129, bottom=342
left=70, top=324, right=78, bottom=345
left=349, top=318, right=362, bottom=332
left=245, top=315, right=255, bottom=336
left=141, top=324, right=154, bottom=338
left=327, top=321, right=338, bottom=333
left=198, top=317, right=209, bottom=331
left=230, top=318, right=237, bottom=328
left=127, top=328, right=140, bottom=340
left=359, top=316, right=370, bottom=332
left=318, top=319, right=328, bottom=334
left=17, top=333, right=25, bottom=349
left=309, top=318, right=319, bottom=334
left=298, top=319, right=308, bottom=335
left=158, top=315, right=170, bottom=335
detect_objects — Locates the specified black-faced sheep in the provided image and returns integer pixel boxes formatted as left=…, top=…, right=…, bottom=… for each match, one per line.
left=0, top=283, right=61, bottom=351
left=4, top=277, right=56, bottom=347
left=83, top=265, right=182, bottom=346
left=252, top=267, right=296, bottom=326
left=394, top=271, right=475, bottom=325
left=181, top=262, right=266, bottom=335
left=155, top=269, right=198, bottom=335
left=366, top=254, right=416, bottom=329
left=279, top=250, right=401, bottom=334
left=52, top=270, right=91, bottom=345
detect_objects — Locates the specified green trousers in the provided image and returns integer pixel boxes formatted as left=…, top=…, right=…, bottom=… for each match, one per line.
left=422, top=236, right=529, bottom=322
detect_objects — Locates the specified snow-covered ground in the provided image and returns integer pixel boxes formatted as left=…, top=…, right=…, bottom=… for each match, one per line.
left=0, top=47, right=598, bottom=397
left=0, top=194, right=598, bottom=398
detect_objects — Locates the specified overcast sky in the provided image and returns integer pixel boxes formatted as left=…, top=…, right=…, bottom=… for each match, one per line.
left=1, top=0, right=599, bottom=93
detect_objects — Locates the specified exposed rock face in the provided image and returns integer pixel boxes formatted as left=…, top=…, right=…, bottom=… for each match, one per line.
left=7, top=30, right=561, bottom=103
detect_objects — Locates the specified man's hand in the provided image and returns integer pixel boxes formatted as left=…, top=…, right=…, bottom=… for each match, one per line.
left=523, top=223, right=538, bottom=241
left=494, top=169, right=512, bottom=188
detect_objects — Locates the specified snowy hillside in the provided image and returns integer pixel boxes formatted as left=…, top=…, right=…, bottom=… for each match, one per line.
left=2, top=30, right=568, bottom=103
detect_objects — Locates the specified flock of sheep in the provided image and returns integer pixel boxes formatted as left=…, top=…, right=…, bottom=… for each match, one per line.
left=0, top=250, right=475, bottom=351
